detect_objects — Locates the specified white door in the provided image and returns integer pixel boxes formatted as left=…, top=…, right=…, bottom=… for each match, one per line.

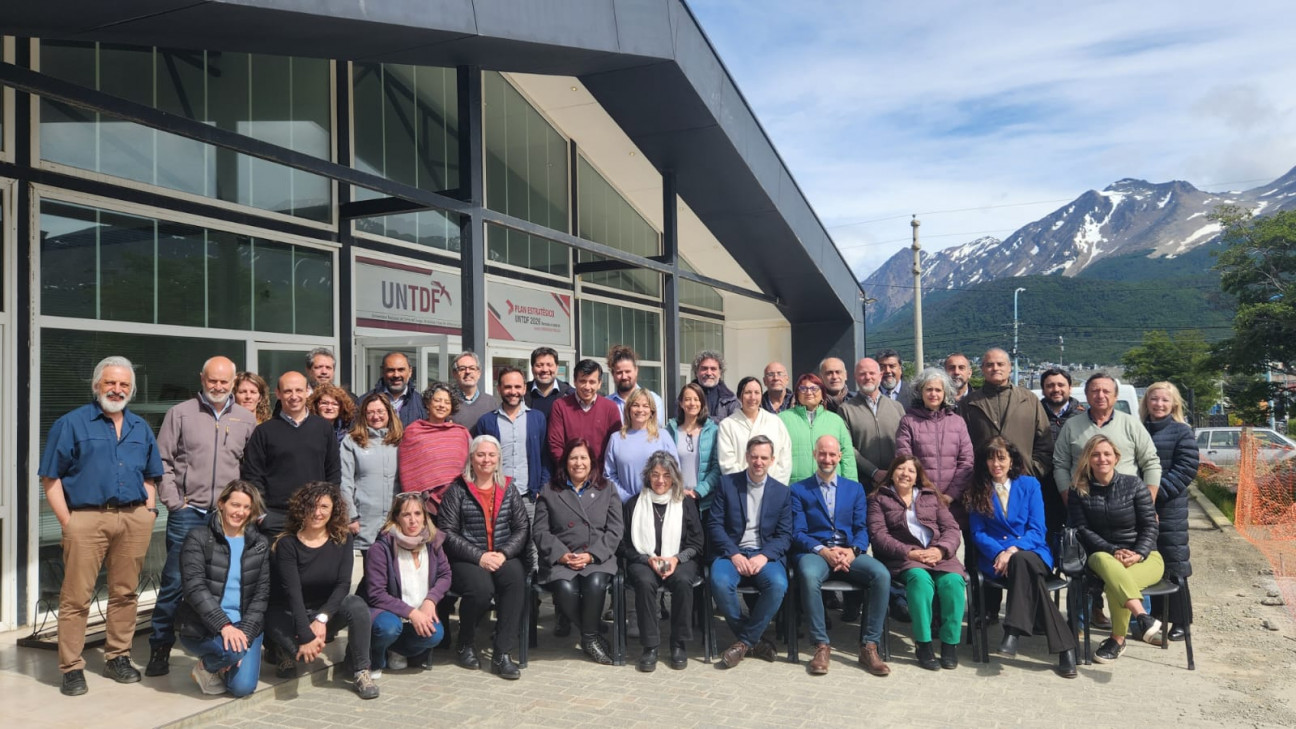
left=355, top=335, right=451, bottom=396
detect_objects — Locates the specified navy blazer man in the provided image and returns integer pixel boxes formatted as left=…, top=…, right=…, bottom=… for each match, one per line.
left=472, top=408, right=551, bottom=498
left=706, top=470, right=793, bottom=564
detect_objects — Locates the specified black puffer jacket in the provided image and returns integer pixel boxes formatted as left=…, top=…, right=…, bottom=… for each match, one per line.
left=1067, top=472, right=1159, bottom=558
left=436, top=478, right=530, bottom=567
left=176, top=512, right=272, bottom=640
left=1146, top=417, right=1198, bottom=577
left=1044, top=397, right=1086, bottom=442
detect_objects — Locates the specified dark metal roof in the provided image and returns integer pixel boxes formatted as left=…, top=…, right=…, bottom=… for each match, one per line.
left=2, top=0, right=864, bottom=325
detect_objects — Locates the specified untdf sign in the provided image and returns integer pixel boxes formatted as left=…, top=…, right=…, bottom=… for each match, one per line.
left=355, top=256, right=461, bottom=334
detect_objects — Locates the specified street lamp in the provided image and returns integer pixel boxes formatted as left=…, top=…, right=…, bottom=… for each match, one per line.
left=1013, top=287, right=1026, bottom=386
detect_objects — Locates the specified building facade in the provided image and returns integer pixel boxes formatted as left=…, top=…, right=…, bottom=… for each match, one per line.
left=0, top=2, right=864, bottom=630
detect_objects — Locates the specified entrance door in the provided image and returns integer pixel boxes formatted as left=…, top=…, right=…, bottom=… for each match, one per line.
left=487, top=344, right=574, bottom=393
left=355, top=335, right=451, bottom=397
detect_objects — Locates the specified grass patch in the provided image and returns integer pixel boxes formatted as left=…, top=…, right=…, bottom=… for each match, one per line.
left=1195, top=477, right=1236, bottom=522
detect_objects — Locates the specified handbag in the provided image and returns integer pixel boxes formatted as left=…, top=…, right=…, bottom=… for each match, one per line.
left=1054, top=526, right=1088, bottom=576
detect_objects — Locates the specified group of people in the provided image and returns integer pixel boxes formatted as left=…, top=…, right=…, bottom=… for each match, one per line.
left=40, top=343, right=1196, bottom=700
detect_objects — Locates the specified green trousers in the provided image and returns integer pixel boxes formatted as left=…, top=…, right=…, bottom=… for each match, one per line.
left=902, top=568, right=966, bottom=645
left=1088, top=550, right=1164, bottom=638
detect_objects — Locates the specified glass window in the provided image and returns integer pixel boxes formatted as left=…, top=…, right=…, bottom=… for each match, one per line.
left=40, top=42, right=333, bottom=222
left=40, top=200, right=334, bottom=336
left=580, top=299, right=661, bottom=363
left=679, top=258, right=724, bottom=312
left=576, top=155, right=660, bottom=296
left=36, top=329, right=246, bottom=619
left=681, top=317, right=724, bottom=370
left=483, top=72, right=570, bottom=275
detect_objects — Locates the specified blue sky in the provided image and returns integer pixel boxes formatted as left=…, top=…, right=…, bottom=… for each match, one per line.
left=687, top=1, right=1296, bottom=278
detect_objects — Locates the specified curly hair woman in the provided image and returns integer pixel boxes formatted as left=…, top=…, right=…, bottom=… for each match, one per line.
left=233, top=371, right=272, bottom=424
left=308, top=383, right=356, bottom=443
left=265, top=482, right=378, bottom=699
left=398, top=381, right=470, bottom=514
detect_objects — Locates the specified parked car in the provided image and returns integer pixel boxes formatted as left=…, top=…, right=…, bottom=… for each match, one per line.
left=1194, top=427, right=1296, bottom=466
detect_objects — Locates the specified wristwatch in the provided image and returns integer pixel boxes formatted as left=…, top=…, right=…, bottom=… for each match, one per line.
left=315, top=613, right=329, bottom=625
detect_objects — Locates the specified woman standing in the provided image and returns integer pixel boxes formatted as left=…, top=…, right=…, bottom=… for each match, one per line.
left=1068, top=435, right=1165, bottom=663
left=966, top=438, right=1077, bottom=678
left=604, top=388, right=679, bottom=503
left=398, top=382, right=471, bottom=514
left=778, top=373, right=856, bottom=484
left=716, top=376, right=793, bottom=484
left=867, top=455, right=967, bottom=671
left=895, top=368, right=974, bottom=527
left=176, top=481, right=270, bottom=697
left=308, top=383, right=356, bottom=443
left=663, top=383, right=721, bottom=510
left=361, top=492, right=450, bottom=677
left=618, top=452, right=704, bottom=672
left=1140, top=382, right=1199, bottom=643
left=534, top=438, right=625, bottom=665
left=341, top=393, right=404, bottom=551
left=265, top=482, right=377, bottom=699
left=436, top=435, right=530, bottom=679
left=233, top=372, right=272, bottom=424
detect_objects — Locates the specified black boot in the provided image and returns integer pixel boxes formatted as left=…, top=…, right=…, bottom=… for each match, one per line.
left=490, top=652, right=521, bottom=680
left=144, top=644, right=172, bottom=677
left=637, top=647, right=658, bottom=672
left=915, top=641, right=940, bottom=671
left=669, top=641, right=688, bottom=670
left=456, top=643, right=481, bottom=670
left=997, top=630, right=1019, bottom=657
left=939, top=642, right=958, bottom=670
left=581, top=634, right=614, bottom=665
left=1056, top=649, right=1077, bottom=679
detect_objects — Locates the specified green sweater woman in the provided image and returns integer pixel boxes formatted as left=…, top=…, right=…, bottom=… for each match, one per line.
left=778, top=373, right=857, bottom=484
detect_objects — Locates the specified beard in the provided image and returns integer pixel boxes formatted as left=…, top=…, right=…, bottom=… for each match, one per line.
left=858, top=382, right=878, bottom=395
left=98, top=392, right=129, bottom=414
left=205, top=388, right=230, bottom=406
left=881, top=376, right=897, bottom=390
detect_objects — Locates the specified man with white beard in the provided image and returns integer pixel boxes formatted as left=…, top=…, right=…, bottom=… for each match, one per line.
left=145, top=356, right=258, bottom=677
left=40, top=356, right=164, bottom=696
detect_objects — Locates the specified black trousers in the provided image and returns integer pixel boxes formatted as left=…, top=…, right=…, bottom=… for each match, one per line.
left=1000, top=550, right=1076, bottom=654
left=549, top=572, right=612, bottom=637
left=451, top=558, right=526, bottom=654
left=265, top=593, right=372, bottom=671
left=626, top=560, right=697, bottom=649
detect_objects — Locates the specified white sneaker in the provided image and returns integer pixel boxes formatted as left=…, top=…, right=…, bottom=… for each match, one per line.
left=386, top=650, right=408, bottom=671
left=369, top=668, right=383, bottom=679
left=191, top=661, right=227, bottom=695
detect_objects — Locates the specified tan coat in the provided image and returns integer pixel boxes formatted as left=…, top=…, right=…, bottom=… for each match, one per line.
left=961, top=384, right=1052, bottom=478
left=839, top=392, right=905, bottom=483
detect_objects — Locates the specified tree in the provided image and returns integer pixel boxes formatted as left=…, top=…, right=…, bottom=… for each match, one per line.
left=1121, top=329, right=1218, bottom=416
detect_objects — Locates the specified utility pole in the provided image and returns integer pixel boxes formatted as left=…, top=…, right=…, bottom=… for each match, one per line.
left=861, top=290, right=878, bottom=359
left=912, top=215, right=923, bottom=370
left=1012, top=287, right=1025, bottom=386
left=1058, top=335, right=1064, bottom=365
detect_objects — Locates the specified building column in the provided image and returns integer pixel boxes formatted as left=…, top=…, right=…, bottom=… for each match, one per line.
left=457, top=65, right=486, bottom=355
left=661, top=171, right=680, bottom=415
left=335, top=61, right=355, bottom=388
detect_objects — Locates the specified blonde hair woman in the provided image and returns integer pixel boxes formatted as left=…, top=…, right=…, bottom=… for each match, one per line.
left=603, top=388, right=679, bottom=503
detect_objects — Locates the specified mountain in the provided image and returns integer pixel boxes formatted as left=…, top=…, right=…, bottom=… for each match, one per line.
left=862, top=166, right=1296, bottom=325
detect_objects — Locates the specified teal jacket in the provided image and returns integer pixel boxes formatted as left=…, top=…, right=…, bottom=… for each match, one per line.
left=778, top=405, right=856, bottom=484
left=664, top=418, right=721, bottom=510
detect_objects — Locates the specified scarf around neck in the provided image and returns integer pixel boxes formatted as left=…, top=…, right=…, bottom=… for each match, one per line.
left=631, top=488, right=683, bottom=558
left=388, top=524, right=429, bottom=552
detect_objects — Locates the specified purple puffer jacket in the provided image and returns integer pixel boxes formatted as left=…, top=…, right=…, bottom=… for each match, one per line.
left=360, top=528, right=452, bottom=621
left=895, top=406, right=974, bottom=525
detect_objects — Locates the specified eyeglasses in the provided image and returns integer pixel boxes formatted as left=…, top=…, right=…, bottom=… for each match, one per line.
left=316, top=401, right=339, bottom=409
left=455, top=365, right=480, bottom=373
left=797, top=385, right=821, bottom=393
left=764, top=371, right=787, bottom=379
left=393, top=491, right=431, bottom=505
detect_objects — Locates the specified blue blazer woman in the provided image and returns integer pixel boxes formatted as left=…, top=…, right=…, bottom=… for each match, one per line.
left=968, top=474, right=1052, bottom=577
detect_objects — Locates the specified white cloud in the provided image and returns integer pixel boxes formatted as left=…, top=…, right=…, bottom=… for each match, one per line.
left=688, top=0, right=1296, bottom=278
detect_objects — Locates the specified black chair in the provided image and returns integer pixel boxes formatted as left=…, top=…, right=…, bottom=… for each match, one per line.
left=966, top=542, right=1075, bottom=664
left=521, top=572, right=625, bottom=667
left=615, top=564, right=714, bottom=664
left=703, top=563, right=796, bottom=663
left=1079, top=572, right=1195, bottom=670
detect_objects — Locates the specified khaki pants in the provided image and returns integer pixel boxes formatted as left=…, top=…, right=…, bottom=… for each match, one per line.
left=59, top=505, right=154, bottom=672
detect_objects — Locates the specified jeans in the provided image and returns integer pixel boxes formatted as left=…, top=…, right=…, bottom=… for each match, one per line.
left=796, top=551, right=890, bottom=646
left=179, top=632, right=264, bottom=697
left=370, top=611, right=443, bottom=669
left=709, top=556, right=787, bottom=648
left=151, top=506, right=209, bottom=648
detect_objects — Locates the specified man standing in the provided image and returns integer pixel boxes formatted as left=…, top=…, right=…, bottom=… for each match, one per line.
left=1038, top=368, right=1084, bottom=531
left=791, top=436, right=893, bottom=676
left=1053, top=373, right=1161, bottom=497
left=39, top=356, right=163, bottom=696
left=361, top=351, right=425, bottom=426
left=306, top=347, right=337, bottom=390
left=840, top=358, right=905, bottom=487
left=961, top=348, right=1053, bottom=478
left=546, top=359, right=622, bottom=469
left=761, top=362, right=794, bottom=414
left=146, top=356, right=257, bottom=677
left=241, top=371, right=341, bottom=534
left=692, top=350, right=738, bottom=423
left=943, top=353, right=973, bottom=405
left=450, top=351, right=498, bottom=427
left=875, top=348, right=914, bottom=406
left=707, top=435, right=794, bottom=668
left=474, top=366, right=550, bottom=514
left=606, top=344, right=666, bottom=426
left=819, top=357, right=853, bottom=414
left=524, top=346, right=573, bottom=420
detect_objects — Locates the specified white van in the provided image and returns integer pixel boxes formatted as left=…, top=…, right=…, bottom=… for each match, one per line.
left=1030, top=381, right=1139, bottom=415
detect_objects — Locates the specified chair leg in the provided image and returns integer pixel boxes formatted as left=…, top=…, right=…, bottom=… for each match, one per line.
left=519, top=576, right=532, bottom=668
left=788, top=586, right=799, bottom=665
left=1159, top=588, right=1170, bottom=651
left=612, top=574, right=625, bottom=666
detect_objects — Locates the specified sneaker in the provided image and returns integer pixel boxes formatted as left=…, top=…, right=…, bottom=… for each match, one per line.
left=1136, top=614, right=1164, bottom=645
left=103, top=656, right=142, bottom=684
left=1093, top=637, right=1126, bottom=663
left=191, top=661, right=227, bottom=695
left=386, top=651, right=408, bottom=671
left=145, top=644, right=172, bottom=677
left=60, top=669, right=88, bottom=697
left=353, top=670, right=379, bottom=700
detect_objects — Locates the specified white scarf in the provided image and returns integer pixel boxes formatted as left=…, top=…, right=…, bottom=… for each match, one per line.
left=631, top=489, right=683, bottom=558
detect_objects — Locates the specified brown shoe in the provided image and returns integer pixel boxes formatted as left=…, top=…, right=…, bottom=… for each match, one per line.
left=858, top=642, right=891, bottom=676
left=720, top=641, right=749, bottom=668
left=808, top=643, right=831, bottom=675
left=750, top=638, right=779, bottom=662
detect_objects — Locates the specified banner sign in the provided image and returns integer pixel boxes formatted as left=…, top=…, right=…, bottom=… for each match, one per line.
left=355, top=256, right=461, bottom=334
left=487, top=282, right=571, bottom=346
